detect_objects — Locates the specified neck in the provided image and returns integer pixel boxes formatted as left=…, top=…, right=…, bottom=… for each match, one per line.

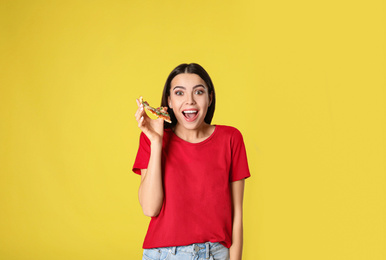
left=173, top=123, right=214, bottom=143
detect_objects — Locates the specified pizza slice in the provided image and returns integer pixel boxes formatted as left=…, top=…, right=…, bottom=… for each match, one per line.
left=139, top=96, right=172, bottom=123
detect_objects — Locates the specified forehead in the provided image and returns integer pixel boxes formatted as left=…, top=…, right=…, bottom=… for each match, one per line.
left=171, top=73, right=206, bottom=88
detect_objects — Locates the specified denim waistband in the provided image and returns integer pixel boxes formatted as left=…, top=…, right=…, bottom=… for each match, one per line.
left=168, top=242, right=219, bottom=259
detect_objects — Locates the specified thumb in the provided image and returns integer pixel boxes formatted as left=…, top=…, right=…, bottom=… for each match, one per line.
left=157, top=117, right=165, bottom=124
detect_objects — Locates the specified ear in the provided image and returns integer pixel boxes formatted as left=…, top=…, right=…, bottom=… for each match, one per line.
left=168, top=96, right=172, bottom=109
left=208, top=92, right=213, bottom=107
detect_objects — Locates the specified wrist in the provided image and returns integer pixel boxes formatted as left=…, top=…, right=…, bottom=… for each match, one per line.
left=150, top=138, right=162, bottom=149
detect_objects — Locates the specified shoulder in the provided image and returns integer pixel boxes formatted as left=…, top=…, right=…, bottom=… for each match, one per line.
left=214, top=125, right=246, bottom=147
left=215, top=125, right=244, bottom=138
left=139, top=131, right=150, bottom=143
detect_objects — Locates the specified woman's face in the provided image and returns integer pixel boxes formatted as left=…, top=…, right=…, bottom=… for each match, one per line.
left=168, top=73, right=212, bottom=130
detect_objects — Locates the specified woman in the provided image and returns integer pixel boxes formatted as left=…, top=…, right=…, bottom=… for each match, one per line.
left=133, top=63, right=251, bottom=260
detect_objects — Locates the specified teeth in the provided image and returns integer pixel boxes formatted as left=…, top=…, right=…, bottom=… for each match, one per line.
left=184, top=110, right=197, bottom=114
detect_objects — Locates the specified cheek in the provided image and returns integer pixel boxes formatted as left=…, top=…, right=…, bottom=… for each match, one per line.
left=200, top=95, right=211, bottom=106
left=170, top=98, right=182, bottom=110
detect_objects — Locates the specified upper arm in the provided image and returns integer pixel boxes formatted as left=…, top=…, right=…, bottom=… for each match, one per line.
left=138, top=169, right=147, bottom=206
left=140, top=169, right=147, bottom=184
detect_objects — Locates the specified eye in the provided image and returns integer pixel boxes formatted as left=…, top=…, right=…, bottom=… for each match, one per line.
left=195, top=89, right=204, bottom=95
left=175, top=90, right=184, bottom=96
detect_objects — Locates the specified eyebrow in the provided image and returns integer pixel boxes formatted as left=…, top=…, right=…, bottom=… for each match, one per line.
left=172, top=84, right=206, bottom=91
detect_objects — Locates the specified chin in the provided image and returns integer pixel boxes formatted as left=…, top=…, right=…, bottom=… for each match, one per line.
left=176, top=117, right=206, bottom=130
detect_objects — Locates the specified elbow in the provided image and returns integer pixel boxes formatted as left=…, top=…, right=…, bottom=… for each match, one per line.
left=138, top=193, right=164, bottom=217
left=140, top=200, right=163, bottom=217
left=142, top=207, right=161, bottom=217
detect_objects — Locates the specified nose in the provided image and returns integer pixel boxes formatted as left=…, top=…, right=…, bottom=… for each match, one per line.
left=185, top=92, right=196, bottom=105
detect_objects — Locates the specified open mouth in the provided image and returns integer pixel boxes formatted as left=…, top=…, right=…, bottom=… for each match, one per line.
left=182, top=110, right=199, bottom=121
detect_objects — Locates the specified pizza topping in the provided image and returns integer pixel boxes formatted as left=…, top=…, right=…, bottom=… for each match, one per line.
left=139, top=96, right=172, bottom=123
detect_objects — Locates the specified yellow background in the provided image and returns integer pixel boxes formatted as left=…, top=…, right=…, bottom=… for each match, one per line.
left=1, top=0, right=385, bottom=259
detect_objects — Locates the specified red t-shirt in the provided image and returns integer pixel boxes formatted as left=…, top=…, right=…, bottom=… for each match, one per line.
left=132, top=125, right=251, bottom=249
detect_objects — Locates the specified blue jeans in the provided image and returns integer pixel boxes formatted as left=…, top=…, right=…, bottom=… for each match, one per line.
left=142, top=242, right=230, bottom=260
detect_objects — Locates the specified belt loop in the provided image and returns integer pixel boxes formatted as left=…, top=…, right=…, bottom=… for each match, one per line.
left=171, top=246, right=176, bottom=255
left=205, top=242, right=210, bottom=259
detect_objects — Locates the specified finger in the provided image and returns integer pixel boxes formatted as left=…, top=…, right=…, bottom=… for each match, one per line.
left=139, top=117, right=150, bottom=133
left=138, top=116, right=144, bottom=128
left=135, top=106, right=140, bottom=117
left=136, top=99, right=145, bottom=113
left=135, top=110, right=141, bottom=121
left=136, top=102, right=144, bottom=114
left=135, top=106, right=143, bottom=120
left=135, top=105, right=146, bottom=121
left=137, top=111, right=147, bottom=124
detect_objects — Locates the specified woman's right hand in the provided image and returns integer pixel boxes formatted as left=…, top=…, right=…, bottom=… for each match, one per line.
left=135, top=98, right=164, bottom=144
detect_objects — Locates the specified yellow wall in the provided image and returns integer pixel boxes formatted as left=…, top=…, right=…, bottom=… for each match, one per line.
left=1, top=1, right=385, bottom=259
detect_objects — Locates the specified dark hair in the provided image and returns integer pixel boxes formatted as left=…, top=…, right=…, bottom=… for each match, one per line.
left=161, top=63, right=216, bottom=128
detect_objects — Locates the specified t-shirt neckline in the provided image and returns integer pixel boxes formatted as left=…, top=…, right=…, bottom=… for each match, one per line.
left=171, top=125, right=218, bottom=145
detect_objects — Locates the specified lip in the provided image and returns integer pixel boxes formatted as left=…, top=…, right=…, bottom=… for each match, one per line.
left=182, top=109, right=199, bottom=122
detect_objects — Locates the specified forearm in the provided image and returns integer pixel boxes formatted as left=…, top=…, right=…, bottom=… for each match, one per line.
left=229, top=214, right=243, bottom=260
left=229, top=179, right=245, bottom=260
left=138, top=141, right=164, bottom=217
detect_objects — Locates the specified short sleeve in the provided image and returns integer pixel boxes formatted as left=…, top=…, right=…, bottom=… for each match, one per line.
left=132, top=132, right=151, bottom=175
left=229, top=129, right=251, bottom=182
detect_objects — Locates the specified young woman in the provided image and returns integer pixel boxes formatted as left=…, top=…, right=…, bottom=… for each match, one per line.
left=133, top=63, right=251, bottom=260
